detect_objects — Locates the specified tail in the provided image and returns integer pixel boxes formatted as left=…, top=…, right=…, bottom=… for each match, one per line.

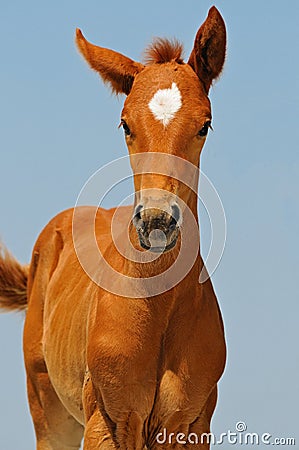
left=0, top=244, right=28, bottom=312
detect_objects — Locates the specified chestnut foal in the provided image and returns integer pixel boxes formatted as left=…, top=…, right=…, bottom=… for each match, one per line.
left=0, top=6, right=227, bottom=449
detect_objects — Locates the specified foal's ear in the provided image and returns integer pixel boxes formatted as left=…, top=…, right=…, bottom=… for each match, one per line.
left=76, top=29, right=144, bottom=95
left=188, top=6, right=226, bottom=93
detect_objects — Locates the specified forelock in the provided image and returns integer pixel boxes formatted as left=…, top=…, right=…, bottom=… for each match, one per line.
left=143, top=38, right=184, bottom=65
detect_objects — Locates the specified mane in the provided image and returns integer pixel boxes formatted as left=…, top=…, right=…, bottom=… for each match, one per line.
left=143, top=37, right=184, bottom=65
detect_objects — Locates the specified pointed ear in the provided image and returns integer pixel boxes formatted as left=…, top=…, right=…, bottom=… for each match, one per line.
left=188, top=6, right=226, bottom=93
left=75, top=29, right=144, bottom=95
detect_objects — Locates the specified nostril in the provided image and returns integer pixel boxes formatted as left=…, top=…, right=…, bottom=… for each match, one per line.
left=169, top=217, right=177, bottom=230
left=133, top=204, right=143, bottom=221
left=133, top=204, right=145, bottom=230
left=170, top=204, right=181, bottom=229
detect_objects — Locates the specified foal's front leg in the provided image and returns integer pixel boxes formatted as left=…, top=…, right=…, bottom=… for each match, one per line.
left=83, top=371, right=146, bottom=450
left=83, top=409, right=117, bottom=449
left=83, top=372, right=117, bottom=449
left=150, top=386, right=218, bottom=450
left=84, top=408, right=146, bottom=450
left=86, top=293, right=162, bottom=449
left=83, top=381, right=147, bottom=449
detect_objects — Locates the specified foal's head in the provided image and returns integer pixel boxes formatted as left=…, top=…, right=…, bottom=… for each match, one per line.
left=76, top=6, right=226, bottom=253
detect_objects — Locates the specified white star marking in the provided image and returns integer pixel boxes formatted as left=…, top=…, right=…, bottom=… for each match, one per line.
left=148, top=82, right=182, bottom=127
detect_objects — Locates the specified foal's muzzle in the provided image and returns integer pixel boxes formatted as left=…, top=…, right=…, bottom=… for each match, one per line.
left=132, top=201, right=181, bottom=253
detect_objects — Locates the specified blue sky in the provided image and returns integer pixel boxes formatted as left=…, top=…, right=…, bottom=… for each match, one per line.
left=0, top=0, right=298, bottom=448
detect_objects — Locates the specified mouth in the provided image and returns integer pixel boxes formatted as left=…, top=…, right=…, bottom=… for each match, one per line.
left=139, top=237, right=178, bottom=253
left=137, top=227, right=179, bottom=253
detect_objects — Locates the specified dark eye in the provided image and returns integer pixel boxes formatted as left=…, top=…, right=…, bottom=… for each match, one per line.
left=120, top=119, right=131, bottom=136
left=198, top=121, right=212, bottom=137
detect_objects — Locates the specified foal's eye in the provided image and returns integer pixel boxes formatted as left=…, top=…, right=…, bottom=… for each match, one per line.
left=120, top=119, right=131, bottom=136
left=198, top=121, right=212, bottom=137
